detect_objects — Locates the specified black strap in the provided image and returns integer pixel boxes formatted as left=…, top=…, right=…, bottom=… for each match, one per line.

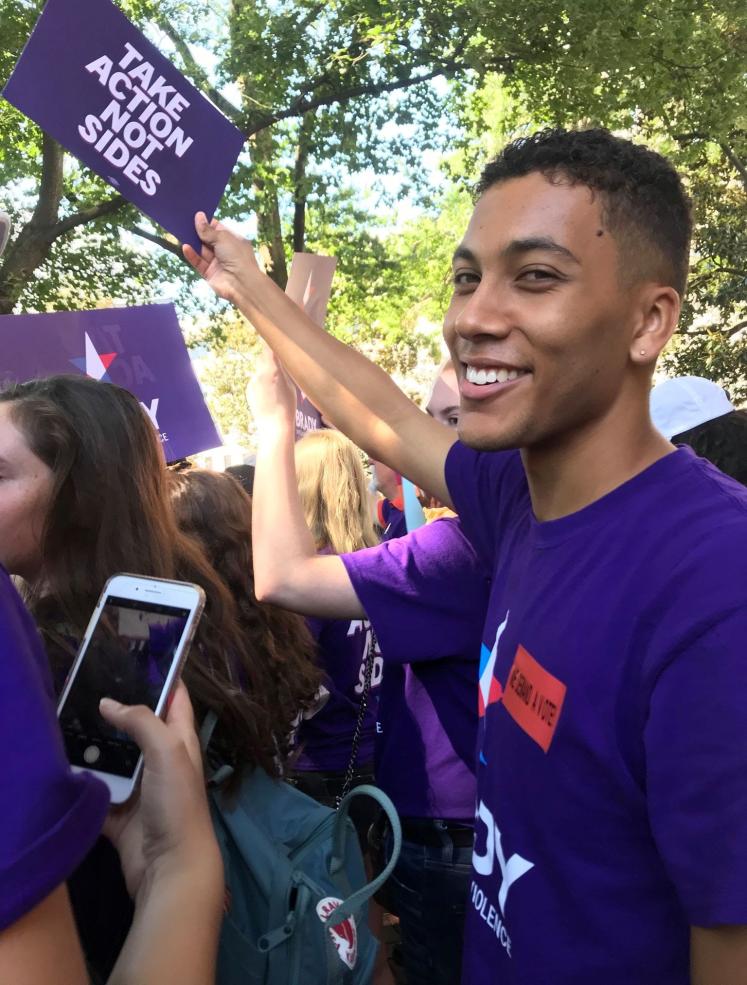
left=201, top=626, right=379, bottom=804
left=336, top=625, right=378, bottom=807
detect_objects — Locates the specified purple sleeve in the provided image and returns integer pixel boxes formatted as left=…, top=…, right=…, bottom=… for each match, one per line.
left=0, top=571, right=109, bottom=930
left=645, top=604, right=747, bottom=926
left=444, top=442, right=521, bottom=570
left=340, top=518, right=490, bottom=664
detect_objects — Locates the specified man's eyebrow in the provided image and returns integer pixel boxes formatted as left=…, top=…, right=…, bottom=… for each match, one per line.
left=451, top=245, right=477, bottom=265
left=452, top=238, right=582, bottom=267
left=502, top=237, right=581, bottom=265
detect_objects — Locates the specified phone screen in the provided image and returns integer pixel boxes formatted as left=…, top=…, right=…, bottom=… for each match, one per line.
left=58, top=595, right=191, bottom=778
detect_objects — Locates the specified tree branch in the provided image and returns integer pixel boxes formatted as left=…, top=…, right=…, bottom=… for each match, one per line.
left=719, top=142, right=747, bottom=195
left=246, top=51, right=481, bottom=134
left=130, top=225, right=183, bottom=256
left=725, top=319, right=747, bottom=338
left=296, top=3, right=325, bottom=34
left=52, top=195, right=127, bottom=238
left=672, top=131, right=710, bottom=143
left=154, top=16, right=244, bottom=126
left=681, top=320, right=747, bottom=339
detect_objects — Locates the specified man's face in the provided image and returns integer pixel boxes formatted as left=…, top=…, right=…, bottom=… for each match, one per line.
left=426, top=366, right=460, bottom=429
left=369, top=458, right=401, bottom=501
left=443, top=172, right=640, bottom=452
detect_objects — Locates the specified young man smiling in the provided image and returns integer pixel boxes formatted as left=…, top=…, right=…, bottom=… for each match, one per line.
left=185, top=129, right=747, bottom=983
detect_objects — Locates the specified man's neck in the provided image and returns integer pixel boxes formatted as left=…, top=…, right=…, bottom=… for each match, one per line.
left=521, top=410, right=674, bottom=523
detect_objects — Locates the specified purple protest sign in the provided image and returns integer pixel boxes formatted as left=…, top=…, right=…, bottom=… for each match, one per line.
left=0, top=303, right=221, bottom=460
left=3, top=0, right=244, bottom=249
left=285, top=252, right=338, bottom=440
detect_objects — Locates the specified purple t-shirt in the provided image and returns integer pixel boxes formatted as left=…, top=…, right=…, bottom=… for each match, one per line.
left=445, top=442, right=747, bottom=984
left=294, top=616, right=380, bottom=772
left=0, top=566, right=109, bottom=930
left=342, top=518, right=490, bottom=820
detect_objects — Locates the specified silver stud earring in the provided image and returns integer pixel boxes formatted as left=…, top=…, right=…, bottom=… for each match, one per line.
left=639, top=349, right=646, bottom=355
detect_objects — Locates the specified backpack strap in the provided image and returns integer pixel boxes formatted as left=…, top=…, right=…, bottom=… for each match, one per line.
left=199, top=708, right=219, bottom=753
left=200, top=709, right=236, bottom=786
left=325, top=784, right=402, bottom=928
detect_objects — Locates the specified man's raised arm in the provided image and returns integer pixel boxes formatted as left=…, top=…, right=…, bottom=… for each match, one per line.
left=183, top=213, right=456, bottom=505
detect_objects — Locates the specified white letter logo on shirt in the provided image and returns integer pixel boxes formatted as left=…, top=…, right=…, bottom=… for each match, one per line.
left=350, top=620, right=383, bottom=693
left=473, top=799, right=534, bottom=915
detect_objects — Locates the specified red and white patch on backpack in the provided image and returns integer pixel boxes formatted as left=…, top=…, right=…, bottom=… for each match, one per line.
left=316, top=896, right=358, bottom=969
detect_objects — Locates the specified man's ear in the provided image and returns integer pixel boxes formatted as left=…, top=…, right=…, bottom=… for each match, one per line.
left=630, top=284, right=681, bottom=365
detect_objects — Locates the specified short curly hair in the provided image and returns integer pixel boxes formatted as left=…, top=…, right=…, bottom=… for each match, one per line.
left=477, top=128, right=692, bottom=296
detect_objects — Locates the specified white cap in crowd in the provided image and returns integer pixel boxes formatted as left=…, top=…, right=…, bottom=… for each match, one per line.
left=650, top=376, right=735, bottom=440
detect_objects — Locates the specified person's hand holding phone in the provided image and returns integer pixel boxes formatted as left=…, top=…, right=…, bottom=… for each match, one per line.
left=100, top=683, right=221, bottom=901
left=100, top=682, right=224, bottom=985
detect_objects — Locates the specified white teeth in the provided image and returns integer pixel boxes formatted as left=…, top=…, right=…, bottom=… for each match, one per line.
left=465, top=365, right=526, bottom=385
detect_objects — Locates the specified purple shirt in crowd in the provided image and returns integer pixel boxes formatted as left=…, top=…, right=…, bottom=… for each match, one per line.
left=445, top=442, right=747, bottom=985
left=0, top=566, right=109, bottom=930
left=378, top=497, right=408, bottom=542
left=342, top=518, right=490, bottom=820
left=294, top=616, right=380, bottom=772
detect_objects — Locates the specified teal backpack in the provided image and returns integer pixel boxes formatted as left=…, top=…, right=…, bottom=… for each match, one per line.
left=201, top=715, right=402, bottom=985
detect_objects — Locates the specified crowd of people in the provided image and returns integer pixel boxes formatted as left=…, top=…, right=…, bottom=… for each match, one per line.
left=2, top=126, right=747, bottom=985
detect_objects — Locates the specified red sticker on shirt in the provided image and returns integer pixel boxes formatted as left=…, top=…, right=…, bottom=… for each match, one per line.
left=502, top=645, right=566, bottom=752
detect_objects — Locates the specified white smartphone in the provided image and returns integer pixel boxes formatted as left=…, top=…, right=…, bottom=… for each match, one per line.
left=57, top=573, right=205, bottom=803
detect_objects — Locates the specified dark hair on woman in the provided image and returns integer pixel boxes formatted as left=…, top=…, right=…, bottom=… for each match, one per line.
left=674, top=410, right=747, bottom=487
left=477, top=128, right=692, bottom=296
left=168, top=467, right=322, bottom=763
left=0, top=375, right=290, bottom=777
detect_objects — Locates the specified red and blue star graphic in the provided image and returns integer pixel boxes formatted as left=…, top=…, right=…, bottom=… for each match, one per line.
left=478, top=612, right=508, bottom=764
left=70, top=332, right=117, bottom=382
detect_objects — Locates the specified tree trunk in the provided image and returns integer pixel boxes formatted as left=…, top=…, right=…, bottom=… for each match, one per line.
left=249, top=128, right=288, bottom=288
left=0, top=134, right=64, bottom=314
left=292, top=112, right=313, bottom=254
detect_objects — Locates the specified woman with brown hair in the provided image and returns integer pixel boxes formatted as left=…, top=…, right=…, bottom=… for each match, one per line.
left=167, top=466, right=322, bottom=766
left=0, top=374, right=319, bottom=977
